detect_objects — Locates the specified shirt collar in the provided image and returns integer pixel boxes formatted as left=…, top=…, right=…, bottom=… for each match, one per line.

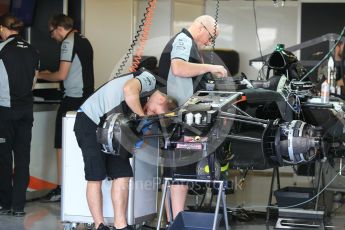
left=182, top=28, right=193, bottom=40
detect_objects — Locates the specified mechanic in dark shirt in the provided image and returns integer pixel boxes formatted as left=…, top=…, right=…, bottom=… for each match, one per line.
left=37, top=14, right=94, bottom=202
left=0, top=14, right=40, bottom=217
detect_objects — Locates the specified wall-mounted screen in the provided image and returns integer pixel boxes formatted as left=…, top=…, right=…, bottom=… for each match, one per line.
left=11, top=0, right=37, bottom=26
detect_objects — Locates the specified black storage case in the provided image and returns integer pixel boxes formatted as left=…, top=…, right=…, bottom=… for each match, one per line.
left=274, top=187, right=316, bottom=209
left=169, top=211, right=222, bottom=230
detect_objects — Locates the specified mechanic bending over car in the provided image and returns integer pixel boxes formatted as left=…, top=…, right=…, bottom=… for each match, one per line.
left=74, top=69, right=177, bottom=230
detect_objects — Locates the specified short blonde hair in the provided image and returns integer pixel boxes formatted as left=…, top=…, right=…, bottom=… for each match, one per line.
left=155, top=90, right=177, bottom=112
left=165, top=95, right=178, bottom=111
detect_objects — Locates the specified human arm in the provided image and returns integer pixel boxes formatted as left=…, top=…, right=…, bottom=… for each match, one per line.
left=124, top=70, right=156, bottom=116
left=171, top=58, right=227, bottom=78
left=123, top=78, right=145, bottom=117
left=37, top=61, right=71, bottom=82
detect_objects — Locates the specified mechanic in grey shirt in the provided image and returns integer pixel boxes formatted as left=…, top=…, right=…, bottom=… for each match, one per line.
left=158, top=15, right=228, bottom=222
left=159, top=15, right=227, bottom=105
left=74, top=70, right=176, bottom=230
left=37, top=14, right=94, bottom=202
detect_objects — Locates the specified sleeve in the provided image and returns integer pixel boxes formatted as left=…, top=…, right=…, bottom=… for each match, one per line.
left=136, top=71, right=156, bottom=93
left=60, top=34, right=74, bottom=62
left=171, top=33, right=192, bottom=61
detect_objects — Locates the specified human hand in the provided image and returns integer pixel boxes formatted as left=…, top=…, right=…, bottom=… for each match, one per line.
left=37, top=70, right=51, bottom=79
left=134, top=119, right=152, bottom=149
left=210, top=65, right=228, bottom=78
left=135, top=139, right=145, bottom=149
left=136, top=119, right=152, bottom=135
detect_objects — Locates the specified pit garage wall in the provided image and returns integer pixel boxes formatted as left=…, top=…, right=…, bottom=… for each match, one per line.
left=224, top=170, right=312, bottom=212
left=83, top=0, right=298, bottom=85
left=133, top=0, right=298, bottom=81
left=84, top=0, right=134, bottom=88
left=28, top=104, right=59, bottom=199
left=205, top=0, right=298, bottom=80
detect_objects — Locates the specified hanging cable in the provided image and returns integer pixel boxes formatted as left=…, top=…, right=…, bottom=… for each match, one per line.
left=114, top=0, right=157, bottom=78
left=228, top=164, right=345, bottom=211
left=299, top=26, right=345, bottom=82
left=210, top=0, right=220, bottom=64
left=252, top=0, right=264, bottom=64
left=129, top=0, right=157, bottom=72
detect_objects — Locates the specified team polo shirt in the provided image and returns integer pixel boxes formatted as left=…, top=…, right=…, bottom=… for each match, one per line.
left=0, top=34, right=39, bottom=110
left=60, top=31, right=94, bottom=98
left=80, top=71, right=156, bottom=124
left=158, top=28, right=204, bottom=105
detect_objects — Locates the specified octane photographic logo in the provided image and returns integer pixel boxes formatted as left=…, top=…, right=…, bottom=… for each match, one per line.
left=110, top=35, right=232, bottom=169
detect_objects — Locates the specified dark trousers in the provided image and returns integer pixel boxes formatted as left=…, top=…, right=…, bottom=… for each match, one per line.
left=0, top=108, right=33, bottom=211
left=55, top=96, right=86, bottom=148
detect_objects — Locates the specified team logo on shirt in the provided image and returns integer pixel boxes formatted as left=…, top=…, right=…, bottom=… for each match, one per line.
left=16, top=41, right=28, bottom=48
left=143, top=77, right=152, bottom=86
left=61, top=41, right=72, bottom=55
left=176, top=39, right=186, bottom=50
left=61, top=44, right=68, bottom=54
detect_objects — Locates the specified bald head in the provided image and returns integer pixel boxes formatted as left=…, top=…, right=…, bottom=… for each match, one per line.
left=188, top=15, right=219, bottom=48
left=194, top=15, right=217, bottom=30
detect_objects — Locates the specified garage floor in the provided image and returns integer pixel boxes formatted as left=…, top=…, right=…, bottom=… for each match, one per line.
left=0, top=199, right=344, bottom=230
